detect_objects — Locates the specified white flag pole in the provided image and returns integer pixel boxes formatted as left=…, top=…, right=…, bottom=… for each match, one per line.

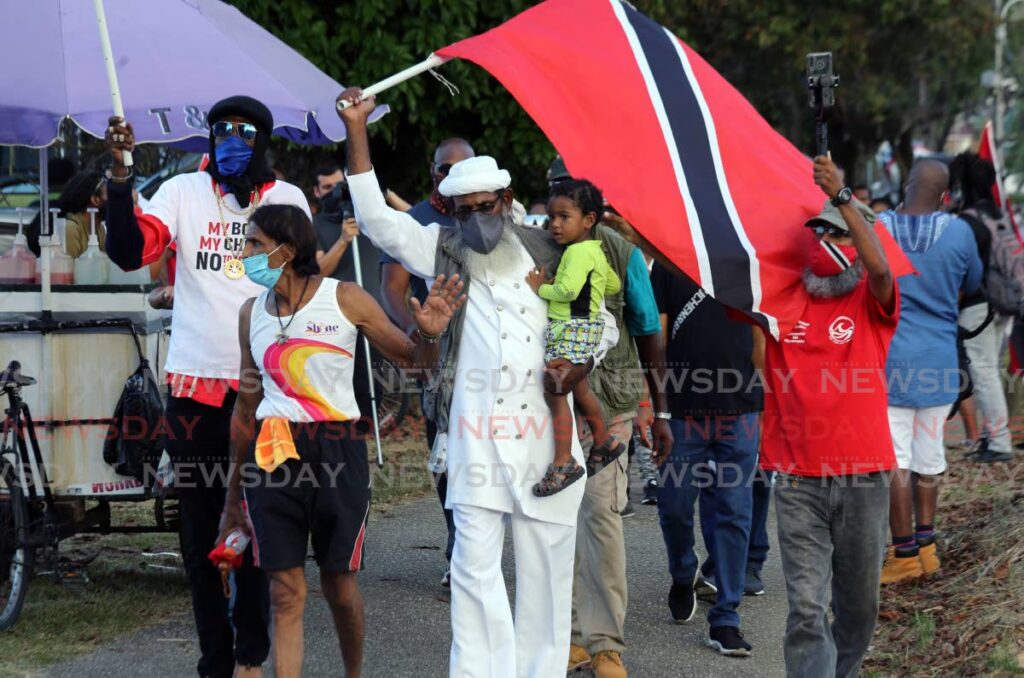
left=350, top=236, right=385, bottom=467
left=336, top=54, right=451, bottom=111
left=93, top=0, right=132, bottom=167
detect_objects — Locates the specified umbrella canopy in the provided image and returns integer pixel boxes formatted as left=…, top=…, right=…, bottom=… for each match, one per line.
left=0, top=0, right=384, bottom=148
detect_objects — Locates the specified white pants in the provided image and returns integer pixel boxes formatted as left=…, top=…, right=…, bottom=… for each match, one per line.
left=960, top=304, right=1013, bottom=452
left=449, top=503, right=576, bottom=678
left=887, top=405, right=949, bottom=475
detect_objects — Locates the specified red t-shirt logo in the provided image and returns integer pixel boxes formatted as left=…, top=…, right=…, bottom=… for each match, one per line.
left=829, top=316, right=855, bottom=344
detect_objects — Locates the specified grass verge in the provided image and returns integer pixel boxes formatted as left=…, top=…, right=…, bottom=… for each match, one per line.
left=0, top=502, right=186, bottom=677
left=864, top=448, right=1024, bottom=677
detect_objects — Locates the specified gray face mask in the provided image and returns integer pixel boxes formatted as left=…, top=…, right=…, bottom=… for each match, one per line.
left=460, top=209, right=507, bottom=254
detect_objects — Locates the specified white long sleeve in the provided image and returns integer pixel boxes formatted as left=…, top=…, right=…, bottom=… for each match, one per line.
left=346, top=168, right=439, bottom=279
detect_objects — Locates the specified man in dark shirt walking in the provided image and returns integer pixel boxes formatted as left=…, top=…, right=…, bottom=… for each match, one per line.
left=651, top=265, right=763, bottom=657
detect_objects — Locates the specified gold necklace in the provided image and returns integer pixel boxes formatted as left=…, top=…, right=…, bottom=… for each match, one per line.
left=216, top=185, right=259, bottom=280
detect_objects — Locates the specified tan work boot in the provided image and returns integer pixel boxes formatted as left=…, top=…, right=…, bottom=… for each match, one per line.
left=918, top=541, right=941, bottom=574
left=591, top=650, right=627, bottom=678
left=880, top=545, right=924, bottom=585
left=567, top=644, right=591, bottom=672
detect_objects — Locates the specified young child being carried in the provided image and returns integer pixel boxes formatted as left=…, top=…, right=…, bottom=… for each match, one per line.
left=525, top=178, right=625, bottom=497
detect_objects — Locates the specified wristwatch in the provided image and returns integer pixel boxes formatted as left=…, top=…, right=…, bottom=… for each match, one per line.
left=831, top=187, right=853, bottom=207
left=654, top=411, right=672, bottom=421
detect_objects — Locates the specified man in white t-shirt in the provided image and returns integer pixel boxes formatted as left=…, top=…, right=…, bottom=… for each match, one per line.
left=105, top=97, right=310, bottom=678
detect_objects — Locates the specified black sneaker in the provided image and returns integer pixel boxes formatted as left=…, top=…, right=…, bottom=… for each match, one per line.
left=965, top=438, right=1014, bottom=463
left=706, top=626, right=752, bottom=657
left=969, top=446, right=1014, bottom=463
left=641, top=480, right=658, bottom=505
left=743, top=566, right=764, bottom=596
left=668, top=576, right=697, bottom=623
left=695, top=573, right=718, bottom=603
left=619, top=501, right=636, bottom=518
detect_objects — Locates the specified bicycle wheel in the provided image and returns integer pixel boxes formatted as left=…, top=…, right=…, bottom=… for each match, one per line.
left=0, top=459, right=32, bottom=630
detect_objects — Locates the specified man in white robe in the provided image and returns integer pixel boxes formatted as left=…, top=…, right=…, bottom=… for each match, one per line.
left=336, top=88, right=618, bottom=678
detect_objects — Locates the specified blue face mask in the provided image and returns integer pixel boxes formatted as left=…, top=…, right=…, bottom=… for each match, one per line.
left=214, top=135, right=253, bottom=177
left=242, top=244, right=285, bottom=289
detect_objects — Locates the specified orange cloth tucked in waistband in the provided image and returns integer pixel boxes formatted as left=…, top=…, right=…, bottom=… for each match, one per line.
left=255, top=418, right=300, bottom=473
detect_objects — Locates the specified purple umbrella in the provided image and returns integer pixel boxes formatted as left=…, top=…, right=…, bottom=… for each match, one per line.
left=0, top=0, right=385, bottom=148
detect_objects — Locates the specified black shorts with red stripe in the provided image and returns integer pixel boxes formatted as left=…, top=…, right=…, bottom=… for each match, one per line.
left=243, top=420, right=370, bottom=573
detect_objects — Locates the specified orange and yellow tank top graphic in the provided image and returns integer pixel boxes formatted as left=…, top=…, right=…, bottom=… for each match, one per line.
left=262, top=338, right=353, bottom=421
left=250, top=278, right=361, bottom=423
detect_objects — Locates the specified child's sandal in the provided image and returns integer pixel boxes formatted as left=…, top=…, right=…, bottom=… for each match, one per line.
left=532, top=460, right=586, bottom=497
left=585, top=439, right=626, bottom=476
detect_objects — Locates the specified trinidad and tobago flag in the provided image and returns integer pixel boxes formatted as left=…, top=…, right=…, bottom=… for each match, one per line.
left=978, top=121, right=1024, bottom=374
left=436, top=0, right=912, bottom=337
left=978, top=121, right=1022, bottom=239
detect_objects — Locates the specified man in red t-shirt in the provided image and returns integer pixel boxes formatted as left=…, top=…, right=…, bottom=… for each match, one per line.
left=760, top=156, right=898, bottom=678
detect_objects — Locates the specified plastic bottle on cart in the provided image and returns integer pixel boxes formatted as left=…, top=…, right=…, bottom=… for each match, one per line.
left=107, top=258, right=150, bottom=285
left=34, top=208, right=75, bottom=285
left=0, top=208, right=38, bottom=284
left=74, top=208, right=109, bottom=285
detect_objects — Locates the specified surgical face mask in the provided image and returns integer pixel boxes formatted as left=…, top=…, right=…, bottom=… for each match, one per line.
left=215, top=135, right=254, bottom=177
left=460, top=208, right=507, bottom=254
left=808, top=239, right=858, bottom=278
left=243, top=243, right=286, bottom=289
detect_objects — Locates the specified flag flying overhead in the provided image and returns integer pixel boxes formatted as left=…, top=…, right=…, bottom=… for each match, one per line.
left=436, top=0, right=911, bottom=337
left=978, top=121, right=1021, bottom=236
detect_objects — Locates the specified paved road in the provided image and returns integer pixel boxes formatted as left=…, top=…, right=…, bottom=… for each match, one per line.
left=47, top=490, right=787, bottom=677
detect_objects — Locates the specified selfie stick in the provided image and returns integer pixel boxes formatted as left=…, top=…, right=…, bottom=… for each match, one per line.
left=806, top=53, right=839, bottom=158
left=93, top=0, right=132, bottom=167
left=351, top=236, right=385, bottom=467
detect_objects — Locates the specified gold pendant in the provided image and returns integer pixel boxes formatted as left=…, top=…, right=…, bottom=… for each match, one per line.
left=224, top=258, right=245, bottom=280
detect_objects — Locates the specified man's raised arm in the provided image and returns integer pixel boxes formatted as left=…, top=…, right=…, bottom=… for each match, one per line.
left=337, top=88, right=438, bottom=280
left=814, top=155, right=894, bottom=310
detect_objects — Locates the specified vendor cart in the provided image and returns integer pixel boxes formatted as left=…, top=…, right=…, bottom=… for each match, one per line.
left=0, top=282, right=174, bottom=629
left=0, top=0, right=396, bottom=633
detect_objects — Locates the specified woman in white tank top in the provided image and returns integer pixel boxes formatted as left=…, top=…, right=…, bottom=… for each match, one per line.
left=217, top=204, right=465, bottom=677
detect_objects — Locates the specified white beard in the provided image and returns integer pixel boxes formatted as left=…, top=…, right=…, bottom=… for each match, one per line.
left=802, top=261, right=865, bottom=298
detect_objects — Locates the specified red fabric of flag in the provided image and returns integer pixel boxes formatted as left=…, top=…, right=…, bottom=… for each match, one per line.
left=437, top=0, right=912, bottom=337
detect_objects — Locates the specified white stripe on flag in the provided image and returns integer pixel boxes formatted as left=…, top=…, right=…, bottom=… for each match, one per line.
left=821, top=240, right=851, bottom=269
left=609, top=0, right=714, bottom=295
left=665, top=30, right=779, bottom=339
left=985, top=121, right=1006, bottom=206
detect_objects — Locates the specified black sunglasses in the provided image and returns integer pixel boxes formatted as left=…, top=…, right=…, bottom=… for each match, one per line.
left=810, top=223, right=848, bottom=238
left=212, top=121, right=258, bottom=141
left=435, top=162, right=453, bottom=176
left=454, top=194, right=503, bottom=222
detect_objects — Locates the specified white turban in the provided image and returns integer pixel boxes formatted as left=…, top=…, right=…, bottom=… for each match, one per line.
left=438, top=156, right=512, bottom=197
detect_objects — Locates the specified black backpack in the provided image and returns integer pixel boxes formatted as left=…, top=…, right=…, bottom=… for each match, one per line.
left=103, top=327, right=164, bottom=482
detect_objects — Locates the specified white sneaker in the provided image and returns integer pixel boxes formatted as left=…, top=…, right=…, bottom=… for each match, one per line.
left=441, top=567, right=451, bottom=588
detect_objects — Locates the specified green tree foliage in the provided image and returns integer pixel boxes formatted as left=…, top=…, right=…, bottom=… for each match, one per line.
left=231, top=0, right=993, bottom=199
left=644, top=0, right=994, bottom=180
left=231, top=0, right=556, bottom=203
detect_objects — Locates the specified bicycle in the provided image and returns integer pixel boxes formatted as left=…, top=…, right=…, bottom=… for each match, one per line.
left=0, top=360, right=62, bottom=630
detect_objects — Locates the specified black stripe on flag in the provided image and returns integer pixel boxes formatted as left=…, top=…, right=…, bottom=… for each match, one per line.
left=621, top=3, right=754, bottom=312
left=821, top=239, right=852, bottom=270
